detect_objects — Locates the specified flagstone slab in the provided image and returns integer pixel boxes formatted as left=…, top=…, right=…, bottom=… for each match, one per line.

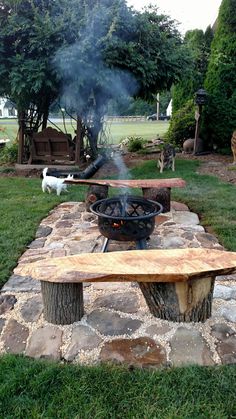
left=220, top=304, right=236, bottom=322
left=86, top=310, right=142, bottom=336
left=2, top=319, right=29, bottom=354
left=100, top=337, right=167, bottom=367
left=211, top=323, right=235, bottom=341
left=0, top=318, right=5, bottom=333
left=216, top=336, right=236, bottom=364
left=2, top=274, right=41, bottom=292
left=35, top=225, right=52, bottom=238
left=145, top=324, right=172, bottom=337
left=25, top=325, right=62, bottom=360
left=214, top=285, right=236, bottom=300
left=20, top=295, right=43, bottom=322
left=172, top=211, right=199, bottom=225
left=64, top=325, right=102, bottom=361
left=93, top=292, right=139, bottom=314
left=0, top=294, right=17, bottom=314
left=169, top=327, right=214, bottom=366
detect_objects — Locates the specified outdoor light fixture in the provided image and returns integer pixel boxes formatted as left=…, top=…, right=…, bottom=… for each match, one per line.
left=195, top=88, right=208, bottom=106
left=193, top=88, right=208, bottom=155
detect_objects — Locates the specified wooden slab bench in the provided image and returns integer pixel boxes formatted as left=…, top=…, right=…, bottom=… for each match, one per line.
left=65, top=178, right=186, bottom=212
left=28, top=127, right=75, bottom=164
left=16, top=248, right=236, bottom=325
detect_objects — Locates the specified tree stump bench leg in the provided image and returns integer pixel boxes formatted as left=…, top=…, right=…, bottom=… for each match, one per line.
left=139, top=276, right=215, bottom=322
left=85, top=185, right=109, bottom=211
left=142, top=187, right=171, bottom=212
left=41, top=281, right=84, bottom=325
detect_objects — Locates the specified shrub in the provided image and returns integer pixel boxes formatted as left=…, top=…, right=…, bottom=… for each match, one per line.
left=0, top=142, right=18, bottom=164
left=126, top=136, right=144, bottom=152
left=166, top=100, right=196, bottom=147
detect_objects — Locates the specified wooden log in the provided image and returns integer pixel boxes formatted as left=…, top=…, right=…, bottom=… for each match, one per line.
left=41, top=281, right=84, bottom=325
left=139, top=276, right=215, bottom=322
left=85, top=185, right=108, bottom=211
left=142, top=187, right=171, bottom=212
left=64, top=178, right=186, bottom=189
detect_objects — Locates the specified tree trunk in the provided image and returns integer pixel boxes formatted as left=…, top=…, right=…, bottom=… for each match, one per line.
left=139, top=276, right=215, bottom=322
left=75, top=116, right=83, bottom=164
left=142, top=187, right=171, bottom=212
left=17, top=111, right=25, bottom=164
left=41, top=281, right=84, bottom=325
left=85, top=185, right=109, bottom=211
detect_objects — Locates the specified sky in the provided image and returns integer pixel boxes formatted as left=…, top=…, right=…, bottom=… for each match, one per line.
left=126, top=0, right=222, bottom=34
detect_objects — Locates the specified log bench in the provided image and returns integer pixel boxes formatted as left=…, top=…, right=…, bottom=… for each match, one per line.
left=64, top=178, right=186, bottom=212
left=28, top=127, right=75, bottom=164
left=16, top=248, right=236, bottom=325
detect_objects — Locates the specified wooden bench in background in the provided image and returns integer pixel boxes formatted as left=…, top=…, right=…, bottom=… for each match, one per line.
left=65, top=178, right=186, bottom=212
left=28, top=127, right=75, bottom=164
left=17, top=248, right=236, bottom=325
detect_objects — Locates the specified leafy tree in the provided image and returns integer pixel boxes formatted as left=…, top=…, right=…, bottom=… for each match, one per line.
left=0, top=0, right=188, bottom=158
left=0, top=0, right=76, bottom=132
left=202, top=0, right=236, bottom=149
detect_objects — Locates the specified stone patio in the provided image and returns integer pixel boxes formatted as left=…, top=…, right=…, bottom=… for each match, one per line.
left=0, top=201, right=236, bottom=367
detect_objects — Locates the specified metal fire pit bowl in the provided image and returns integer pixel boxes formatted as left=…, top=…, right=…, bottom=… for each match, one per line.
left=90, top=195, right=163, bottom=242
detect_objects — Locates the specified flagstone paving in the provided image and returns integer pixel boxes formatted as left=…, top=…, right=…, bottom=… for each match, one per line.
left=0, top=201, right=236, bottom=367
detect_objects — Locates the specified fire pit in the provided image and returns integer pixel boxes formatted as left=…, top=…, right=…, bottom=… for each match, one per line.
left=90, top=195, right=163, bottom=251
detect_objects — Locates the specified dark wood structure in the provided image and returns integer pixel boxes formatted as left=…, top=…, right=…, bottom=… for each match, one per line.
left=28, top=127, right=75, bottom=164
left=17, top=248, right=236, bottom=325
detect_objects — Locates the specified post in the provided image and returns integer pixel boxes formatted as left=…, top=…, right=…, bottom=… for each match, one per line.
left=193, top=104, right=202, bottom=155
left=156, top=93, right=160, bottom=121
left=75, top=115, right=82, bottom=164
left=17, top=111, right=25, bottom=164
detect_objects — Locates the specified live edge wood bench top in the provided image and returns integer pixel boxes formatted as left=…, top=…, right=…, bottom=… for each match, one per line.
left=17, top=248, right=236, bottom=284
left=64, top=178, right=186, bottom=189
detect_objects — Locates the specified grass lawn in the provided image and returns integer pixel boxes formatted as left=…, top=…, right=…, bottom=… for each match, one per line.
left=0, top=354, right=235, bottom=418
left=0, top=157, right=236, bottom=417
left=0, top=177, right=85, bottom=288
left=0, top=118, right=169, bottom=144
left=131, top=158, right=236, bottom=252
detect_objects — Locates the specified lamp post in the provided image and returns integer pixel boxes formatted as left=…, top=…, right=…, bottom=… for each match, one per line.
left=156, top=93, right=160, bottom=121
left=193, top=88, right=207, bottom=155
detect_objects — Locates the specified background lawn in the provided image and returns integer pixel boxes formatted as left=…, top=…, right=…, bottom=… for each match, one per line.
left=0, top=118, right=169, bottom=144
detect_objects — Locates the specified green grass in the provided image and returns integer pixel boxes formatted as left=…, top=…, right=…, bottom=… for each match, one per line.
left=0, top=177, right=85, bottom=287
left=0, top=160, right=236, bottom=417
left=131, top=158, right=236, bottom=251
left=0, top=119, right=169, bottom=144
left=107, top=120, right=169, bottom=143
left=0, top=354, right=235, bottom=418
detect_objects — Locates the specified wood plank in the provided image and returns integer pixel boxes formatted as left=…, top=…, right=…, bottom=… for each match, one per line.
left=64, top=178, right=186, bottom=188
left=16, top=248, right=236, bottom=284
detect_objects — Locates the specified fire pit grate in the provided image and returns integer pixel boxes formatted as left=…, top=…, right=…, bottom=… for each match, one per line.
left=90, top=195, right=163, bottom=251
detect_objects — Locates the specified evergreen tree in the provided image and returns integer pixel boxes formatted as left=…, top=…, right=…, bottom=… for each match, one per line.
left=202, top=0, right=236, bottom=149
left=172, top=27, right=213, bottom=114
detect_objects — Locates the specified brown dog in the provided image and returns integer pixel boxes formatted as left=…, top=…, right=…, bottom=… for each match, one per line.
left=231, top=130, right=236, bottom=164
left=157, top=144, right=175, bottom=173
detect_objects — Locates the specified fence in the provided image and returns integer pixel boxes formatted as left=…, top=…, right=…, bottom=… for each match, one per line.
left=104, top=115, right=146, bottom=122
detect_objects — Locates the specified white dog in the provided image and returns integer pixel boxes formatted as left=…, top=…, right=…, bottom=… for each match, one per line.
left=42, top=168, right=74, bottom=196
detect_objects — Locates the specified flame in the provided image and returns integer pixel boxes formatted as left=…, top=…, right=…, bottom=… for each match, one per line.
left=112, top=220, right=124, bottom=229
